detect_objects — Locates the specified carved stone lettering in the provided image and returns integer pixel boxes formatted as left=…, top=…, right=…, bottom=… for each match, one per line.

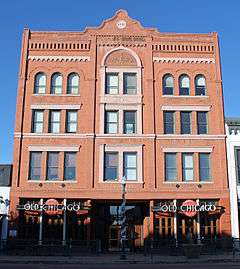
left=105, top=50, right=137, bottom=66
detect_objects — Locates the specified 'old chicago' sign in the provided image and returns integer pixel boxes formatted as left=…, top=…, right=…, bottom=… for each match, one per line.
left=152, top=200, right=217, bottom=217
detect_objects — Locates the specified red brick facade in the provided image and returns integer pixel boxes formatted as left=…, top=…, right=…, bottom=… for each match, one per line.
left=9, top=10, right=231, bottom=249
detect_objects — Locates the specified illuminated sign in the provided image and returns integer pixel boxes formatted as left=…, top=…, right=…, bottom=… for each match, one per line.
left=152, top=200, right=217, bottom=217
left=17, top=199, right=90, bottom=214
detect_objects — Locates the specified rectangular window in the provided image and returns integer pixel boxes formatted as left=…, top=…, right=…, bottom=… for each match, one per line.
left=199, top=153, right=211, bottom=181
left=164, top=111, right=175, bottom=134
left=236, top=149, right=240, bottom=185
left=64, top=152, right=76, bottom=180
left=105, top=73, right=119, bottom=94
left=104, top=152, right=118, bottom=181
left=47, top=152, right=59, bottom=180
left=49, top=111, right=61, bottom=133
left=123, top=152, right=137, bottom=180
left=165, top=153, right=177, bottom=181
left=197, top=112, right=208, bottom=134
left=66, top=111, right=77, bottom=133
left=123, top=73, right=137, bottom=94
left=182, top=153, right=194, bottom=181
left=124, top=111, right=136, bottom=134
left=29, top=152, right=41, bottom=180
left=181, top=112, right=191, bottom=134
left=32, top=110, right=44, bottom=133
left=105, top=111, right=118, bottom=134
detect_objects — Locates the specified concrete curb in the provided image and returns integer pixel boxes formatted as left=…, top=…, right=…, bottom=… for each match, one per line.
left=0, top=256, right=240, bottom=265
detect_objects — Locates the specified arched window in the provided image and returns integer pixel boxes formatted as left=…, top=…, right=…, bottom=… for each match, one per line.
left=51, top=73, right=63, bottom=94
left=195, top=75, right=206, bottom=96
left=67, top=73, right=79, bottom=94
left=179, top=74, right=190, bottom=95
left=34, top=72, right=46, bottom=94
left=163, top=74, right=174, bottom=95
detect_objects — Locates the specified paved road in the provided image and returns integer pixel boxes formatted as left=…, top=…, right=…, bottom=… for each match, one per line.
left=0, top=263, right=240, bottom=269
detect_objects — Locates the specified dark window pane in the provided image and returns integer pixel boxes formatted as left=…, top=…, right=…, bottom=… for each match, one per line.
left=29, top=152, right=41, bottom=180
left=195, top=75, right=206, bottom=96
left=199, top=153, right=211, bottom=181
left=197, top=112, right=208, bottom=134
left=64, top=153, right=76, bottom=180
left=104, top=152, right=118, bottom=181
left=164, top=112, right=174, bottom=134
left=165, top=153, right=176, bottom=181
left=124, top=111, right=136, bottom=134
left=179, top=75, right=190, bottom=95
left=123, top=73, right=137, bottom=94
left=181, top=112, right=191, bottom=134
left=163, top=74, right=174, bottom=95
left=47, top=152, right=59, bottom=180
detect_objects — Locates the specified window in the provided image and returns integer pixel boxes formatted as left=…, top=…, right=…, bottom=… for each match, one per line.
left=195, top=75, right=206, bottom=96
left=165, top=153, right=177, bottom=181
left=47, top=152, right=59, bottom=180
left=164, top=111, right=175, bottom=134
left=29, top=152, right=41, bottom=180
left=199, top=153, right=211, bottom=181
left=123, top=73, right=137, bottom=94
left=32, top=110, right=44, bottom=133
left=197, top=112, right=208, bottom=134
left=66, top=111, right=77, bottom=133
left=104, top=152, right=118, bottom=181
left=179, top=75, right=190, bottom=95
left=34, top=73, right=46, bottom=94
left=163, top=74, right=174, bottom=95
left=180, top=112, right=191, bottom=134
left=105, top=111, right=118, bottom=134
left=123, top=152, right=137, bottom=180
left=67, top=73, right=79, bottom=94
left=105, top=73, right=118, bottom=94
left=236, top=149, right=240, bottom=184
left=49, top=111, right=61, bottom=133
left=64, top=152, right=76, bottom=180
left=51, top=73, right=63, bottom=94
left=124, top=111, right=136, bottom=134
left=182, top=153, right=194, bottom=181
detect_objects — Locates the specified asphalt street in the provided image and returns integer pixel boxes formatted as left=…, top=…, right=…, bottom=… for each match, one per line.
left=0, top=263, right=240, bottom=269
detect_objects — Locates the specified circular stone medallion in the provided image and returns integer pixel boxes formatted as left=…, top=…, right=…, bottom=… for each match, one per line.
left=116, top=20, right=126, bottom=29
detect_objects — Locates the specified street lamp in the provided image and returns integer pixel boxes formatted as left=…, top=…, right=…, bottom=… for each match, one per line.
left=120, top=177, right=127, bottom=260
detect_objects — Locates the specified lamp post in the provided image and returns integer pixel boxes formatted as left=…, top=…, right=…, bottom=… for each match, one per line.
left=120, top=177, right=127, bottom=260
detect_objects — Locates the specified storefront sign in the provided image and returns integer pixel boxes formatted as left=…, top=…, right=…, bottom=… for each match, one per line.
left=152, top=200, right=217, bottom=217
left=17, top=200, right=90, bottom=214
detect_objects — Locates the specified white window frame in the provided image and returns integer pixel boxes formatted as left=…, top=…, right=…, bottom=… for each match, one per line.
left=101, top=105, right=141, bottom=134
left=99, top=144, right=143, bottom=183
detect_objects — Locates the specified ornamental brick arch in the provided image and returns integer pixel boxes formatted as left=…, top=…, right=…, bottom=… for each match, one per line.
left=101, top=47, right=142, bottom=68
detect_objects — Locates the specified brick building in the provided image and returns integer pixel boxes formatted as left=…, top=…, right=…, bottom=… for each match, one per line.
left=9, top=10, right=231, bottom=250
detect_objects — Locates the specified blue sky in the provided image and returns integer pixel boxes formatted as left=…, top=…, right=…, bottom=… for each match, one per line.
left=0, top=0, right=240, bottom=163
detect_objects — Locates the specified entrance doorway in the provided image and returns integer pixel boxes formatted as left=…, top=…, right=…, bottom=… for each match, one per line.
left=93, top=201, right=148, bottom=252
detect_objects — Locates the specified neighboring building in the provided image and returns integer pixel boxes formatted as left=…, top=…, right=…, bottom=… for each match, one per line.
left=9, top=10, right=231, bottom=250
left=226, top=118, right=240, bottom=239
left=0, top=165, right=12, bottom=240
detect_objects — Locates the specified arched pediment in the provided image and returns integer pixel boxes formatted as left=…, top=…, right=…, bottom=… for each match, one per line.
left=102, top=47, right=141, bottom=67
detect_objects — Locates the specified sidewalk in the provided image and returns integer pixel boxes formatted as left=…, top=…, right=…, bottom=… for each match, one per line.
left=0, top=253, right=240, bottom=264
